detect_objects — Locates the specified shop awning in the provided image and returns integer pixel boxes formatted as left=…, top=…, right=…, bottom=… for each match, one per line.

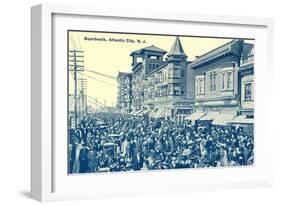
left=185, top=112, right=206, bottom=121
left=136, top=110, right=143, bottom=116
left=138, top=110, right=150, bottom=116
left=149, top=109, right=158, bottom=118
left=229, top=115, right=254, bottom=124
left=129, top=111, right=135, bottom=115
left=131, top=110, right=142, bottom=116
left=199, top=112, right=219, bottom=121
left=212, top=113, right=236, bottom=126
left=142, top=110, right=150, bottom=116
left=152, top=108, right=165, bottom=118
left=157, top=108, right=166, bottom=118
left=136, top=110, right=144, bottom=116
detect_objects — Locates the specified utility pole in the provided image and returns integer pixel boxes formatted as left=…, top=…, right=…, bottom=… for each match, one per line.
left=69, top=50, right=84, bottom=128
left=78, top=78, right=88, bottom=117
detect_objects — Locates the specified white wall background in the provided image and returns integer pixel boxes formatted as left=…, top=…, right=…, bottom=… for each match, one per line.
left=0, top=0, right=280, bottom=205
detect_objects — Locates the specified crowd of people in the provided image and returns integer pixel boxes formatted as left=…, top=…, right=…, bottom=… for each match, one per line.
left=68, top=112, right=254, bottom=174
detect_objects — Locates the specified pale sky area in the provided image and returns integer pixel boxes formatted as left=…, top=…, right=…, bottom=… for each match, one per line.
left=68, top=31, right=254, bottom=108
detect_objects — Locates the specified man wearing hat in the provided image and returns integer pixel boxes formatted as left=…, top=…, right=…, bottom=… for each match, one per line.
left=79, top=143, right=89, bottom=173
left=132, top=152, right=144, bottom=171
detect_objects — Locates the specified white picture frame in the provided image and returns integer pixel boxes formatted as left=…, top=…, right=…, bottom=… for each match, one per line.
left=31, top=3, right=274, bottom=202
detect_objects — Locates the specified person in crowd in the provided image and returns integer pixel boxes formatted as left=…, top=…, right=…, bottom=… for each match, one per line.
left=88, top=149, right=98, bottom=173
left=68, top=143, right=76, bottom=173
left=79, top=144, right=89, bottom=173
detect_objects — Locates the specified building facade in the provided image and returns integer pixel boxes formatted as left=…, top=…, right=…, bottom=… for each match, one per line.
left=229, top=43, right=254, bottom=133
left=129, top=37, right=194, bottom=120
left=117, top=72, right=133, bottom=114
left=239, top=44, right=254, bottom=117
left=187, top=39, right=254, bottom=129
left=187, top=40, right=243, bottom=125
left=130, top=45, right=167, bottom=114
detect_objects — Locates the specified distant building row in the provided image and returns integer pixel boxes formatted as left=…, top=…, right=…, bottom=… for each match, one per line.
left=117, top=37, right=254, bottom=131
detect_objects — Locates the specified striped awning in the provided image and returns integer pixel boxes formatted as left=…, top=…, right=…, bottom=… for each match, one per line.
left=137, top=110, right=150, bottom=116
left=131, top=110, right=142, bottom=116
left=135, top=110, right=143, bottom=116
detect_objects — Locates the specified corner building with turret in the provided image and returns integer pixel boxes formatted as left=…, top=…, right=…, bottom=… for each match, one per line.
left=130, top=36, right=195, bottom=121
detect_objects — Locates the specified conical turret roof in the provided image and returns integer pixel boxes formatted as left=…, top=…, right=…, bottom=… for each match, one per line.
left=167, top=36, right=187, bottom=57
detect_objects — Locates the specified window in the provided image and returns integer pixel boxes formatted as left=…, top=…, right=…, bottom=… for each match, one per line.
left=161, top=87, right=167, bottom=97
left=148, top=89, right=154, bottom=99
left=210, top=73, right=216, bottom=92
left=245, top=83, right=252, bottom=101
left=222, top=72, right=225, bottom=90
left=221, top=71, right=232, bottom=90
left=155, top=90, right=160, bottom=97
left=174, top=69, right=181, bottom=78
left=144, top=91, right=148, bottom=99
left=168, top=69, right=173, bottom=79
left=168, top=69, right=181, bottom=79
left=199, top=79, right=203, bottom=94
left=195, top=79, right=199, bottom=95
left=174, top=86, right=181, bottom=96
left=168, top=85, right=173, bottom=95
left=149, top=63, right=158, bottom=70
left=195, top=77, right=205, bottom=95
left=155, top=76, right=159, bottom=83
left=227, top=72, right=232, bottom=89
left=181, top=84, right=185, bottom=95
left=213, top=75, right=216, bottom=91
left=181, top=69, right=185, bottom=77
left=148, top=76, right=154, bottom=86
left=157, top=72, right=162, bottom=83
left=136, top=57, right=142, bottom=63
left=210, top=76, right=213, bottom=91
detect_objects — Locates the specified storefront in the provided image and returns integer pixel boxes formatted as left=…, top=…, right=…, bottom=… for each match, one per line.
left=185, top=112, right=206, bottom=124
left=229, top=115, right=254, bottom=134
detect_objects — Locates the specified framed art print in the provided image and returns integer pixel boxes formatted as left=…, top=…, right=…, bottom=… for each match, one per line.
left=31, top=3, right=274, bottom=201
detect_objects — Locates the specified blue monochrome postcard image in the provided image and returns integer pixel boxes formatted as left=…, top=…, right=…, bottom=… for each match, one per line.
left=67, top=31, right=254, bottom=174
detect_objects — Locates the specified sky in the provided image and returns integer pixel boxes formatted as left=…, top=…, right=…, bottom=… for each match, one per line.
left=68, top=31, right=254, bottom=108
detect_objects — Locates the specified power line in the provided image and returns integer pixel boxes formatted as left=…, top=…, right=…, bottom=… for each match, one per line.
left=88, top=99, right=106, bottom=108
left=88, top=100, right=101, bottom=107
left=87, top=95, right=108, bottom=107
left=78, top=72, right=117, bottom=87
left=84, top=69, right=116, bottom=80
